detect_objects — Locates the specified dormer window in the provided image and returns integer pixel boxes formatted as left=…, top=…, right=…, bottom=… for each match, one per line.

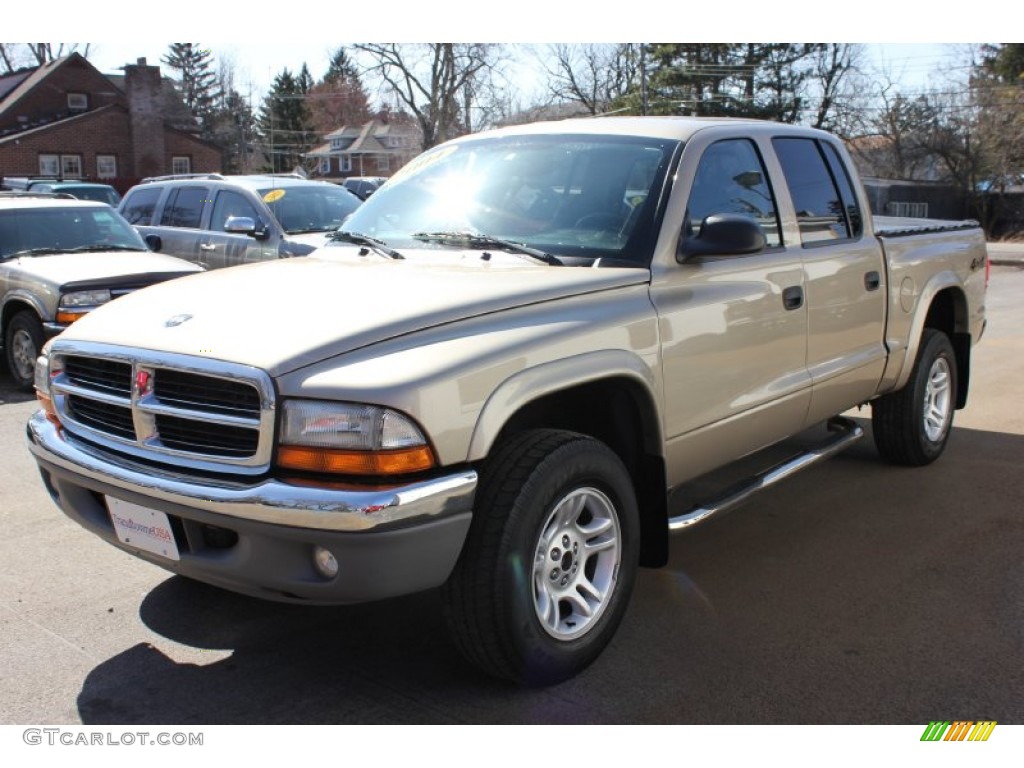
left=67, top=92, right=88, bottom=111
left=330, top=138, right=343, bottom=151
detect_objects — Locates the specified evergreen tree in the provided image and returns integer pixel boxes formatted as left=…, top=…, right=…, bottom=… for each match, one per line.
left=162, top=43, right=220, bottom=137
left=307, top=46, right=372, bottom=136
left=257, top=67, right=317, bottom=172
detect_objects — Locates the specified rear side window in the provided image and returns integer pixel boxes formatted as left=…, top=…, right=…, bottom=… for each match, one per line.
left=160, top=186, right=209, bottom=229
left=772, top=137, right=861, bottom=245
left=121, top=187, right=162, bottom=225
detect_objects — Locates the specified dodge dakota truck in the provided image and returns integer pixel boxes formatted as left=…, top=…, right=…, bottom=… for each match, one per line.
left=26, top=117, right=987, bottom=685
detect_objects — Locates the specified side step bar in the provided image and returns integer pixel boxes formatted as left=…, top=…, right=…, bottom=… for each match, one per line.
left=668, top=416, right=864, bottom=532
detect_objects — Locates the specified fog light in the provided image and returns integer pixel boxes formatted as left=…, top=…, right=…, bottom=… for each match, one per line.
left=313, top=546, right=339, bottom=579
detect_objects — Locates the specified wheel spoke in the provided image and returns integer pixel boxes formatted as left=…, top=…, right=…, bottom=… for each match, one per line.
left=584, top=534, right=617, bottom=555
left=534, top=580, right=559, bottom=631
left=575, top=576, right=605, bottom=607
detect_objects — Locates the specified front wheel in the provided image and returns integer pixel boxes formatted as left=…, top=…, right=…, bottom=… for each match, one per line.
left=5, top=311, right=44, bottom=392
left=872, top=329, right=957, bottom=466
left=442, top=430, right=640, bottom=685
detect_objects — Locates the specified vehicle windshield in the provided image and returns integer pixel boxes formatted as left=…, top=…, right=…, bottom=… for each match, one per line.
left=0, top=206, right=148, bottom=258
left=65, top=187, right=122, bottom=206
left=258, top=184, right=362, bottom=234
left=337, top=133, right=679, bottom=265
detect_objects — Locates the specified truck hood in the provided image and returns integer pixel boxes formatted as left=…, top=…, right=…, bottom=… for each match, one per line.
left=59, top=251, right=649, bottom=375
left=9, top=251, right=201, bottom=286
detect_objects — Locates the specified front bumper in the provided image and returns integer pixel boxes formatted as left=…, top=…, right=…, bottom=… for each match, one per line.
left=26, top=410, right=477, bottom=604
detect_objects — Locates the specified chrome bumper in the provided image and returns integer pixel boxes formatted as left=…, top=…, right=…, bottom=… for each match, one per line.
left=26, top=410, right=477, bottom=533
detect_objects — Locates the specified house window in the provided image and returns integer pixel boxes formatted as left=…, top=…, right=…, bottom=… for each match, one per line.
left=67, top=92, right=88, bottom=111
left=330, top=138, right=343, bottom=150
left=376, top=155, right=390, bottom=172
left=339, top=156, right=352, bottom=173
left=319, top=157, right=331, bottom=175
left=61, top=155, right=83, bottom=178
left=39, top=154, right=59, bottom=176
left=172, top=156, right=191, bottom=175
left=96, top=155, right=117, bottom=179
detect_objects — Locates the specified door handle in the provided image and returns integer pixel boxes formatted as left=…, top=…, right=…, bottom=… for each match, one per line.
left=782, top=286, right=803, bottom=311
left=864, top=271, right=881, bottom=291
left=200, top=243, right=216, bottom=251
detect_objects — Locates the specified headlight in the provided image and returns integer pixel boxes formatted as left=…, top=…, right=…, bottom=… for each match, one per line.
left=34, top=345, right=62, bottom=424
left=276, top=400, right=435, bottom=476
left=57, top=289, right=112, bottom=324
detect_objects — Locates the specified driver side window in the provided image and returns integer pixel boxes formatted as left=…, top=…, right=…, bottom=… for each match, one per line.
left=686, top=139, right=782, bottom=248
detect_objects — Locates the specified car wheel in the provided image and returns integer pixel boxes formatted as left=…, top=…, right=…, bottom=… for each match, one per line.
left=872, top=329, right=957, bottom=466
left=442, top=429, right=639, bottom=685
left=5, top=311, right=43, bottom=392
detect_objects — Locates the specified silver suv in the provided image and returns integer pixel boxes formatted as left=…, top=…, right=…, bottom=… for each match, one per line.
left=118, top=174, right=363, bottom=270
left=0, top=192, right=201, bottom=390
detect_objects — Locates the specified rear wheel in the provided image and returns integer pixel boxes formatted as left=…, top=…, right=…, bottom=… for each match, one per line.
left=442, top=429, right=640, bottom=685
left=872, top=329, right=957, bottom=466
left=5, top=311, right=43, bottom=392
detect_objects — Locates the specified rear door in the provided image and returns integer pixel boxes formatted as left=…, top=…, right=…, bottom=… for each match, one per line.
left=151, top=185, right=211, bottom=266
left=771, top=136, right=887, bottom=424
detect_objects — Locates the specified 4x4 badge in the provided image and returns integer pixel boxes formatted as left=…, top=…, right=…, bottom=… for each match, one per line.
left=165, top=313, right=193, bottom=327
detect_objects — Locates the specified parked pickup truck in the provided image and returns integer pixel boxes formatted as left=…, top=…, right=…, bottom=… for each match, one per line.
left=26, top=117, right=987, bottom=685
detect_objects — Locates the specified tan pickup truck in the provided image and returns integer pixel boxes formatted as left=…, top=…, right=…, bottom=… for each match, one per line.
left=26, top=117, right=987, bottom=685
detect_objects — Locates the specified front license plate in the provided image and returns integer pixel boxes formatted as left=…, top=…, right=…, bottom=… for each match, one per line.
left=106, top=497, right=181, bottom=561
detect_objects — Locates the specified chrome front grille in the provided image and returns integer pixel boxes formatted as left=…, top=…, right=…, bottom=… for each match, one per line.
left=51, top=344, right=275, bottom=475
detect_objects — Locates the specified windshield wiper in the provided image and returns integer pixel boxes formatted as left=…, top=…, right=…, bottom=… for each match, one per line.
left=65, top=244, right=146, bottom=253
left=328, top=230, right=404, bottom=260
left=411, top=231, right=562, bottom=266
left=6, top=247, right=66, bottom=258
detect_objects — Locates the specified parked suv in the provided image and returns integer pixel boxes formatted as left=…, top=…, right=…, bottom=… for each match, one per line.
left=0, top=178, right=121, bottom=206
left=0, top=192, right=202, bottom=390
left=118, top=174, right=363, bottom=270
left=342, top=176, right=387, bottom=200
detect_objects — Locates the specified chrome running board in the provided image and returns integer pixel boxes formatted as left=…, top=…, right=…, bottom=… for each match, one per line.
left=668, top=416, right=864, bottom=532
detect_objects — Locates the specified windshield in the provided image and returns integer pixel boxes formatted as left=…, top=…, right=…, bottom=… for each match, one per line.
left=338, top=133, right=679, bottom=264
left=0, top=206, right=148, bottom=258
left=258, top=184, right=362, bottom=234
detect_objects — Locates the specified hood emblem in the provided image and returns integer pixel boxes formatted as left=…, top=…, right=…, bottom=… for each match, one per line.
left=165, top=313, right=193, bottom=328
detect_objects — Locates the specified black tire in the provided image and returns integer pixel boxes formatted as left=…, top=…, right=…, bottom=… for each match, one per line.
left=5, top=311, right=44, bottom=392
left=872, top=329, right=957, bottom=466
left=442, top=429, right=640, bottom=686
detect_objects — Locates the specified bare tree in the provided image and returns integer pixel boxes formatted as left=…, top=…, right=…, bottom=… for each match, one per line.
left=352, top=43, right=497, bottom=149
left=808, top=43, right=866, bottom=133
left=542, top=43, right=642, bottom=115
left=0, top=43, right=91, bottom=74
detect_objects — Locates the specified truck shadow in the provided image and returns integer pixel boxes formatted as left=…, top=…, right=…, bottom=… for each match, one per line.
left=75, top=419, right=1024, bottom=724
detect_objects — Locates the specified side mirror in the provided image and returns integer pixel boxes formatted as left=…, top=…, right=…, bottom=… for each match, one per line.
left=224, top=216, right=270, bottom=240
left=677, top=214, right=766, bottom=262
left=144, top=234, right=162, bottom=252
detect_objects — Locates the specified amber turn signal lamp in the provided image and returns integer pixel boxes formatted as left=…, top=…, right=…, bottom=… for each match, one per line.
left=277, top=445, right=435, bottom=476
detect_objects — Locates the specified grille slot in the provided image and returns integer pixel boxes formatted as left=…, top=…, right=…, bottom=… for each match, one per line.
left=67, top=395, right=135, bottom=439
left=154, top=369, right=261, bottom=417
left=63, top=356, right=132, bottom=397
left=155, top=414, right=259, bottom=457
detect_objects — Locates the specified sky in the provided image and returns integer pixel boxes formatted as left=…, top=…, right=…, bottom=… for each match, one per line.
left=80, top=43, right=970, bottom=108
left=6, top=2, right=993, bottom=108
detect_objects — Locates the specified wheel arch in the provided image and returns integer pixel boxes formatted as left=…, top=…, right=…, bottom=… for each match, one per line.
left=1, top=295, right=45, bottom=340
left=468, top=352, right=669, bottom=567
left=895, top=276, right=972, bottom=409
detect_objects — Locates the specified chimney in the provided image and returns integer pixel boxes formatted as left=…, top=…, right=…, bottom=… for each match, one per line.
left=123, top=58, right=166, bottom=178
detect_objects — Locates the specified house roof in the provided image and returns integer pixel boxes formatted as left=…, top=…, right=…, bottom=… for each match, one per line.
left=0, top=55, right=83, bottom=120
left=0, top=103, right=124, bottom=147
left=314, top=119, right=419, bottom=157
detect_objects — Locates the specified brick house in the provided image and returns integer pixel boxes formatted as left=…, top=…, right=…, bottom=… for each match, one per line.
left=307, top=118, right=421, bottom=180
left=0, top=53, right=221, bottom=192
